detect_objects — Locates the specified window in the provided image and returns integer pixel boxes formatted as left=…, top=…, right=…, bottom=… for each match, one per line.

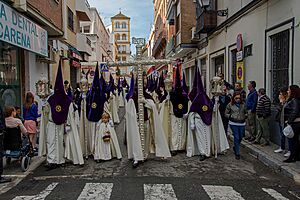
left=122, top=34, right=127, bottom=41
left=122, top=22, right=127, bottom=29
left=67, top=7, right=74, bottom=31
left=115, top=34, right=120, bottom=40
left=115, top=22, right=120, bottom=29
left=83, top=26, right=90, bottom=33
left=270, top=30, right=290, bottom=103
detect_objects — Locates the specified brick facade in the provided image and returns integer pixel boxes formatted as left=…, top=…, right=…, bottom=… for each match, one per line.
left=27, top=0, right=63, bottom=30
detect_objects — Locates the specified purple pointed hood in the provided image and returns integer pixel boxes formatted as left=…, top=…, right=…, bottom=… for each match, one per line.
left=126, top=75, right=135, bottom=101
left=189, top=64, right=213, bottom=126
left=170, top=65, right=189, bottom=118
left=48, top=60, right=72, bottom=125
left=86, top=63, right=106, bottom=122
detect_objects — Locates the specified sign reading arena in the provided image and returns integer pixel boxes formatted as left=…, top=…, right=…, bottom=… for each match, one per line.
left=0, top=1, right=48, bottom=57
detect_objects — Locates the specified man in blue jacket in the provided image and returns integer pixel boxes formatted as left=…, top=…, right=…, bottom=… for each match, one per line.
left=245, top=81, right=258, bottom=142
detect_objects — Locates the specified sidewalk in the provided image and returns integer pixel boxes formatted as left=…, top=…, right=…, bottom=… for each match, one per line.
left=239, top=137, right=300, bottom=184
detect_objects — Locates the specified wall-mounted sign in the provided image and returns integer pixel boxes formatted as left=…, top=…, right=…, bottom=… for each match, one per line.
left=236, top=51, right=243, bottom=62
left=237, top=34, right=243, bottom=52
left=0, top=1, right=48, bottom=56
left=236, top=61, right=244, bottom=87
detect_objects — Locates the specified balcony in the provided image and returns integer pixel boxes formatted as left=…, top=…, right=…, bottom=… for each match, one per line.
left=196, top=10, right=217, bottom=34
left=76, top=0, right=91, bottom=21
left=76, top=33, right=92, bottom=56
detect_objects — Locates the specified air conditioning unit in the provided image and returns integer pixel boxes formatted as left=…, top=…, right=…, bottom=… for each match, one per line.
left=36, top=49, right=56, bottom=64
left=13, top=0, right=27, bottom=12
left=191, top=26, right=200, bottom=42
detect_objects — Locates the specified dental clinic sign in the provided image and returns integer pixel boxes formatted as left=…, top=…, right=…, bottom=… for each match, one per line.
left=0, top=1, right=48, bottom=57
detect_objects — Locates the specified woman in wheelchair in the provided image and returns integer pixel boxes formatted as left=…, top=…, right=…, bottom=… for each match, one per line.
left=4, top=106, right=27, bottom=151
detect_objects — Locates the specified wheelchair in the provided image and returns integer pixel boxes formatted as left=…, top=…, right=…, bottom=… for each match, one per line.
left=3, top=127, right=36, bottom=172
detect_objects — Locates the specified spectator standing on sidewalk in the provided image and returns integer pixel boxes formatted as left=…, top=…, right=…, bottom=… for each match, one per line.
left=274, top=87, right=292, bottom=156
left=283, top=85, right=300, bottom=163
left=245, top=81, right=258, bottom=142
left=234, top=82, right=247, bottom=101
left=23, top=92, right=41, bottom=150
left=253, top=88, right=271, bottom=146
left=225, top=92, right=247, bottom=160
left=0, top=105, right=11, bottom=183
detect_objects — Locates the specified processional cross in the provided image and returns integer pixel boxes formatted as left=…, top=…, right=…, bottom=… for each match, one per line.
left=107, top=37, right=173, bottom=154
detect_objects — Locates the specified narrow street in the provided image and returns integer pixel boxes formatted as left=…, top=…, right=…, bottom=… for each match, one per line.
left=0, top=109, right=300, bottom=200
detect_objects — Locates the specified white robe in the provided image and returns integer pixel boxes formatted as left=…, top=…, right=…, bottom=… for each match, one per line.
left=211, top=101, right=230, bottom=157
left=64, top=104, right=84, bottom=165
left=159, top=99, right=187, bottom=151
left=119, top=92, right=125, bottom=107
left=186, top=112, right=212, bottom=157
left=79, top=96, right=90, bottom=158
left=125, top=99, right=144, bottom=161
left=110, top=95, right=120, bottom=124
left=39, top=103, right=72, bottom=164
left=94, top=121, right=122, bottom=160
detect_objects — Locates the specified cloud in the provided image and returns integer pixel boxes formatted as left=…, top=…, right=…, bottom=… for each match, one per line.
left=88, top=0, right=154, bottom=40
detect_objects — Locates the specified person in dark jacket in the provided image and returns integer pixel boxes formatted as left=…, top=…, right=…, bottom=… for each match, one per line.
left=225, top=92, right=247, bottom=160
left=0, top=105, right=11, bottom=183
left=283, top=85, right=300, bottom=163
left=253, top=88, right=271, bottom=146
left=245, top=81, right=258, bottom=142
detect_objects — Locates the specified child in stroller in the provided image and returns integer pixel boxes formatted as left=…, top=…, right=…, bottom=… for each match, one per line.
left=3, top=106, right=35, bottom=171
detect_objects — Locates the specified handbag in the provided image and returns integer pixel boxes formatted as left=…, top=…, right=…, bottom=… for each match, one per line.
left=283, top=125, right=294, bottom=138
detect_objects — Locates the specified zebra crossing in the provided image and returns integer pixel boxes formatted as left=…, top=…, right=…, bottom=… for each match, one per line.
left=10, top=182, right=294, bottom=200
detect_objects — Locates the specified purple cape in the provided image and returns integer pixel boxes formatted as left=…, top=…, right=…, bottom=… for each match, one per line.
left=170, top=65, right=189, bottom=118
left=189, top=65, right=213, bottom=126
left=48, top=60, right=72, bottom=125
left=86, top=63, right=106, bottom=122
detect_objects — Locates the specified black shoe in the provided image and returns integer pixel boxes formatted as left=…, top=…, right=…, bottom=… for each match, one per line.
left=235, top=155, right=241, bottom=160
left=0, top=177, right=11, bottom=184
left=199, top=155, right=206, bottom=161
left=132, top=161, right=139, bottom=168
left=283, top=158, right=296, bottom=163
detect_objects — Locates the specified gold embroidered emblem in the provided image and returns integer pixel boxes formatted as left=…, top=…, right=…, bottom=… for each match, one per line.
left=202, top=105, right=208, bottom=112
left=178, top=104, right=183, bottom=110
left=55, top=105, right=62, bottom=112
left=92, top=102, right=97, bottom=109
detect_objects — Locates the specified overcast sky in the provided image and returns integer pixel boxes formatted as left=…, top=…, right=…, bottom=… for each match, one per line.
left=88, top=0, right=154, bottom=42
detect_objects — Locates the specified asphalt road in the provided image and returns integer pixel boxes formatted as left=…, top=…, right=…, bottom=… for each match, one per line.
left=1, top=108, right=300, bottom=200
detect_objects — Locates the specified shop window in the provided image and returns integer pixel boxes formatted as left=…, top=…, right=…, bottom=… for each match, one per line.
left=270, top=30, right=290, bottom=104
left=0, top=42, right=21, bottom=108
left=67, top=7, right=74, bottom=31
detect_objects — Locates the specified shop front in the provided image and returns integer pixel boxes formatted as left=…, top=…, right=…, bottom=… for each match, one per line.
left=0, top=1, right=48, bottom=109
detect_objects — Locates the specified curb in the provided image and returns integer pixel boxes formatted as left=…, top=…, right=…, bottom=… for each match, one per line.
left=232, top=136, right=300, bottom=184
left=0, top=156, right=46, bottom=195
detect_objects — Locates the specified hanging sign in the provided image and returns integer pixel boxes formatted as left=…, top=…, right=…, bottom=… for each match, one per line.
left=0, top=1, right=48, bottom=56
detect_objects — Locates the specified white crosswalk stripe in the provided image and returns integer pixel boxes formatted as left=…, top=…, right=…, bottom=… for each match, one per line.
left=12, top=183, right=58, bottom=200
left=144, top=184, right=177, bottom=200
left=202, top=185, right=245, bottom=200
left=262, top=188, right=289, bottom=200
left=77, top=183, right=114, bottom=200
left=9, top=182, right=294, bottom=200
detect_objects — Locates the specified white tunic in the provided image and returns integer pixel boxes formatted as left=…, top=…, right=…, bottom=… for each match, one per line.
left=94, top=121, right=122, bottom=160
left=64, top=104, right=84, bottom=165
left=186, top=112, right=212, bottom=157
